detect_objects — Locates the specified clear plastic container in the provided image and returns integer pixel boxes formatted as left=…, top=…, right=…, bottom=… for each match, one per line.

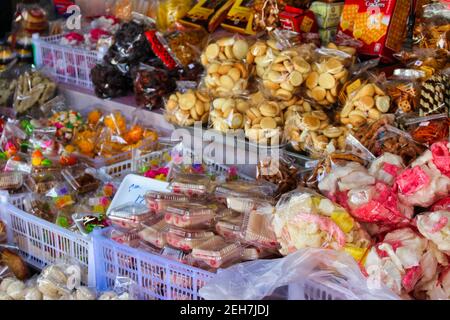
left=105, top=227, right=140, bottom=248
left=215, top=181, right=276, bottom=202
left=169, top=173, right=214, bottom=196
left=242, top=208, right=279, bottom=249
left=191, top=236, right=243, bottom=268
left=215, top=212, right=243, bottom=241
left=61, top=164, right=100, bottom=195
left=241, top=246, right=278, bottom=261
left=108, top=202, right=153, bottom=229
left=226, top=197, right=258, bottom=214
left=144, top=191, right=189, bottom=213
left=26, top=173, right=60, bottom=194
left=138, top=217, right=169, bottom=248
left=166, top=227, right=215, bottom=252
left=164, top=202, right=215, bottom=229
left=0, top=172, right=24, bottom=190
left=160, top=245, right=190, bottom=264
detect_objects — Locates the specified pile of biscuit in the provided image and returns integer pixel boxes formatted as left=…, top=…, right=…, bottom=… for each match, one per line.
left=13, top=71, right=56, bottom=114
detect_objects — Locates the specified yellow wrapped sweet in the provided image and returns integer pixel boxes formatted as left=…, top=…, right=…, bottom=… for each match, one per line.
left=156, top=0, right=193, bottom=32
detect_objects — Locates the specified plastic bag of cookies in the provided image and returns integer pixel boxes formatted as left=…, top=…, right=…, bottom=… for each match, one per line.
left=200, top=33, right=253, bottom=66
left=244, top=93, right=284, bottom=145
left=209, top=96, right=250, bottom=133
left=304, top=47, right=352, bottom=107
left=284, top=106, right=348, bottom=158
left=202, top=60, right=251, bottom=97
left=339, top=74, right=391, bottom=129
left=164, top=82, right=211, bottom=127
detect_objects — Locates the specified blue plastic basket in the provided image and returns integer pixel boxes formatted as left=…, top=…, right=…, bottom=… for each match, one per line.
left=92, top=228, right=215, bottom=300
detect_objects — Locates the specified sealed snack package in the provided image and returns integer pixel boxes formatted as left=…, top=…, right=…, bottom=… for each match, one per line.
left=133, top=63, right=177, bottom=110
left=164, top=30, right=208, bottom=67
left=257, top=45, right=314, bottom=101
left=386, top=78, right=420, bottom=114
left=72, top=213, right=108, bottom=236
left=200, top=33, right=253, bottom=66
left=108, top=202, right=153, bottom=230
left=91, top=63, right=132, bottom=99
left=214, top=179, right=277, bottom=203
left=156, top=0, right=193, bottom=32
left=416, top=210, right=450, bottom=255
left=417, top=72, right=450, bottom=117
left=318, top=153, right=414, bottom=227
left=164, top=85, right=211, bottom=127
left=395, top=141, right=450, bottom=208
left=215, top=211, right=243, bottom=241
left=241, top=202, right=278, bottom=249
left=339, top=76, right=391, bottom=129
left=209, top=96, right=249, bottom=133
left=163, top=202, right=216, bottom=229
left=352, top=116, right=426, bottom=165
left=284, top=105, right=348, bottom=158
left=413, top=2, right=450, bottom=51
left=61, top=164, right=100, bottom=195
left=202, top=60, right=251, bottom=97
left=304, top=47, right=352, bottom=107
left=138, top=217, right=169, bottom=248
left=364, top=228, right=447, bottom=298
left=13, top=71, right=57, bottom=115
left=166, top=227, right=215, bottom=252
left=402, top=113, right=449, bottom=146
left=145, top=191, right=190, bottom=214
left=105, top=227, right=140, bottom=248
left=179, top=0, right=236, bottom=33
left=273, top=187, right=371, bottom=261
left=168, top=172, right=215, bottom=196
left=191, top=236, right=243, bottom=268
left=23, top=194, right=55, bottom=222
left=0, top=172, right=24, bottom=191
left=256, top=156, right=299, bottom=197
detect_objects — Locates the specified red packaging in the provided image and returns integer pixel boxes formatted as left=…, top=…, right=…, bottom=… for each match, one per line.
left=279, top=6, right=319, bottom=35
left=337, top=0, right=411, bottom=62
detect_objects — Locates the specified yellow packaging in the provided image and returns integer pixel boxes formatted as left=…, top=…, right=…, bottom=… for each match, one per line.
left=318, top=27, right=337, bottom=44
left=310, top=1, right=344, bottom=29
left=179, top=0, right=235, bottom=32
left=221, top=0, right=256, bottom=35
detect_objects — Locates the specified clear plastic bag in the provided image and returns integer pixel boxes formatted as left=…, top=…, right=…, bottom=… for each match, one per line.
left=209, top=96, right=249, bottom=133
left=401, top=113, right=449, bottom=146
left=199, top=248, right=399, bottom=300
left=164, top=83, right=211, bottom=127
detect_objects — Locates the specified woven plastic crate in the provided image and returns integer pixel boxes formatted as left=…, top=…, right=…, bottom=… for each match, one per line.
left=92, top=228, right=214, bottom=300
left=0, top=193, right=93, bottom=285
left=32, top=34, right=101, bottom=90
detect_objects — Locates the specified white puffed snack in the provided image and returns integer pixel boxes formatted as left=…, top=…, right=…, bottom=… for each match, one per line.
left=24, top=287, right=43, bottom=300
left=98, top=291, right=118, bottom=300
left=41, top=265, right=68, bottom=284
left=0, top=292, right=13, bottom=300
left=37, top=278, right=61, bottom=299
left=76, top=286, right=96, bottom=300
left=0, top=277, right=16, bottom=292
left=6, top=280, right=26, bottom=300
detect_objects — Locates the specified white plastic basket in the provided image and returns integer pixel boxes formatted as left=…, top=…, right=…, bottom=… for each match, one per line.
left=1, top=193, right=93, bottom=285
left=32, top=34, right=101, bottom=90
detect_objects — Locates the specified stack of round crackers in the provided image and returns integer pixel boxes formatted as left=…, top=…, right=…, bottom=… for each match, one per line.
left=164, top=89, right=211, bottom=126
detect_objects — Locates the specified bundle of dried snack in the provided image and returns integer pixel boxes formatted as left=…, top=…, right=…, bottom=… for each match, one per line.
left=272, top=187, right=371, bottom=261
left=352, top=116, right=427, bottom=165
left=413, top=2, right=450, bottom=52
left=284, top=106, right=348, bottom=158
left=401, top=113, right=449, bottom=146
left=133, top=63, right=177, bottom=110
left=386, top=80, right=420, bottom=114
left=418, top=73, right=450, bottom=117
left=209, top=97, right=249, bottom=133
left=203, top=60, right=250, bottom=97
left=0, top=77, right=17, bottom=107
left=13, top=71, right=56, bottom=114
left=305, top=48, right=352, bottom=107
left=256, top=156, right=299, bottom=197
left=395, top=141, right=450, bottom=208
left=164, top=87, right=210, bottom=127
left=318, top=154, right=414, bottom=227
left=91, top=63, right=132, bottom=99
left=164, top=30, right=208, bottom=67
left=339, top=79, right=391, bottom=129
left=364, top=228, right=448, bottom=299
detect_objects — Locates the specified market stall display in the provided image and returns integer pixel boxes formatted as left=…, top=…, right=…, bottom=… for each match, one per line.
left=0, top=0, right=449, bottom=302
